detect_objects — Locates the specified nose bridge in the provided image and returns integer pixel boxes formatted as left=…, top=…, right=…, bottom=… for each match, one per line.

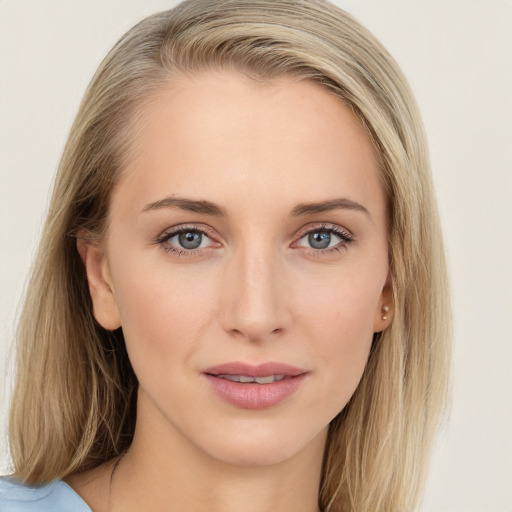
left=221, top=237, right=289, bottom=341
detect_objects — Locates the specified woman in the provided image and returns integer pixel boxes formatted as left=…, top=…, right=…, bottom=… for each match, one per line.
left=0, top=0, right=451, bottom=511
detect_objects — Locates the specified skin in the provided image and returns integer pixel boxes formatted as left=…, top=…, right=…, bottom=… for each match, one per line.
left=70, top=69, right=393, bottom=512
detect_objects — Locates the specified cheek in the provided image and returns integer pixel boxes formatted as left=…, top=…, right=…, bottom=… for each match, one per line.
left=109, top=255, right=218, bottom=378
left=295, top=268, right=380, bottom=408
left=297, top=263, right=381, bottom=341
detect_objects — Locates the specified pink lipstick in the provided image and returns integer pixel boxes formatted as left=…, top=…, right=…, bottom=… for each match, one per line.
left=202, top=362, right=308, bottom=409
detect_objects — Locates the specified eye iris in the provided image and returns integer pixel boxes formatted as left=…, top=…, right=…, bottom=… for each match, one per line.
left=308, top=231, right=331, bottom=249
left=178, top=231, right=202, bottom=249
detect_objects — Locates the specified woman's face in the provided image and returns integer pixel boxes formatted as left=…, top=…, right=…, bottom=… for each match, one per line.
left=84, top=70, right=392, bottom=467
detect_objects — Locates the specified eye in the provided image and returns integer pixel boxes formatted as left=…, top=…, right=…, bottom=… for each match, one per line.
left=156, top=225, right=219, bottom=255
left=295, top=225, right=353, bottom=252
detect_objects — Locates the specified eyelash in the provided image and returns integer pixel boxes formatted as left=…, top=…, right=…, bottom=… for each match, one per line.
left=154, top=223, right=354, bottom=257
left=295, top=223, right=353, bottom=256
left=155, top=224, right=218, bottom=257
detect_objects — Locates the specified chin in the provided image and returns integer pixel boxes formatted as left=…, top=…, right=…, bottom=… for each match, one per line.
left=194, top=419, right=328, bottom=468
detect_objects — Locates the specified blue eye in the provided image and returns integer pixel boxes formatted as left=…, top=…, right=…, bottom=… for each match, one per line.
left=157, top=227, right=215, bottom=254
left=297, top=226, right=352, bottom=252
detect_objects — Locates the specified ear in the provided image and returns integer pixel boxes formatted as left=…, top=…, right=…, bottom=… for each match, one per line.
left=77, top=235, right=121, bottom=331
left=373, top=271, right=394, bottom=333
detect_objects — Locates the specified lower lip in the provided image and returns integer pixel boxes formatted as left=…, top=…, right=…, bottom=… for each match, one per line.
left=203, top=374, right=307, bottom=409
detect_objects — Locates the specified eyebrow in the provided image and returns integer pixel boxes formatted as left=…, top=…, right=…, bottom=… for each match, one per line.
left=141, top=195, right=370, bottom=219
left=141, top=196, right=228, bottom=217
left=291, top=198, right=371, bottom=219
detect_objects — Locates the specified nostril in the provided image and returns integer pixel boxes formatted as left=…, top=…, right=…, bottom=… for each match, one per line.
left=228, top=325, right=285, bottom=342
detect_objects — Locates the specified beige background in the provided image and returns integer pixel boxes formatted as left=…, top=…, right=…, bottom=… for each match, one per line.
left=1, top=1, right=511, bottom=510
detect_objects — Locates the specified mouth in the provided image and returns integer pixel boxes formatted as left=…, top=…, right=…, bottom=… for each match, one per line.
left=202, top=362, right=309, bottom=409
left=212, top=374, right=288, bottom=384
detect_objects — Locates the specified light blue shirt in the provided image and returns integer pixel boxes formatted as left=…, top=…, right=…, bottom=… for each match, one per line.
left=0, top=476, right=91, bottom=511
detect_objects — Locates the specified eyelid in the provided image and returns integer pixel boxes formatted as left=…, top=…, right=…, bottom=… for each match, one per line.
left=295, top=223, right=353, bottom=241
left=157, top=223, right=218, bottom=241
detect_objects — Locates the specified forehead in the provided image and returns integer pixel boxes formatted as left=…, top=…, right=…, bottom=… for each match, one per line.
left=112, top=69, right=385, bottom=221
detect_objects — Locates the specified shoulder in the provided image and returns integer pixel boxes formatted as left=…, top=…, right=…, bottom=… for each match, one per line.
left=0, top=476, right=91, bottom=511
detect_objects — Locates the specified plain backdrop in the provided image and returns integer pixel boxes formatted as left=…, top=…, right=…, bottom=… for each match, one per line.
left=1, top=1, right=511, bottom=511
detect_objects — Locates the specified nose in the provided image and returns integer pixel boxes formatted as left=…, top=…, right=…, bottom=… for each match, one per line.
left=219, top=243, right=291, bottom=342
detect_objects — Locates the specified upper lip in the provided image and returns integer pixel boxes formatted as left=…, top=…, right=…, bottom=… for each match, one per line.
left=203, top=362, right=308, bottom=378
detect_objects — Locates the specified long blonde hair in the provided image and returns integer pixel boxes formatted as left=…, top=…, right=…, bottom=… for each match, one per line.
left=9, top=1, right=451, bottom=510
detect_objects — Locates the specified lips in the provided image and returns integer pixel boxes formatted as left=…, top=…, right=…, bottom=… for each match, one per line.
left=202, top=362, right=308, bottom=409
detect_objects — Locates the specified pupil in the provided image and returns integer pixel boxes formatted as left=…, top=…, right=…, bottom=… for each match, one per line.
left=179, top=231, right=202, bottom=249
left=309, top=231, right=331, bottom=249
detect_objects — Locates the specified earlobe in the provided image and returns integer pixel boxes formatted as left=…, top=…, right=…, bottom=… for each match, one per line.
left=77, top=236, right=121, bottom=331
left=373, top=272, right=394, bottom=333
